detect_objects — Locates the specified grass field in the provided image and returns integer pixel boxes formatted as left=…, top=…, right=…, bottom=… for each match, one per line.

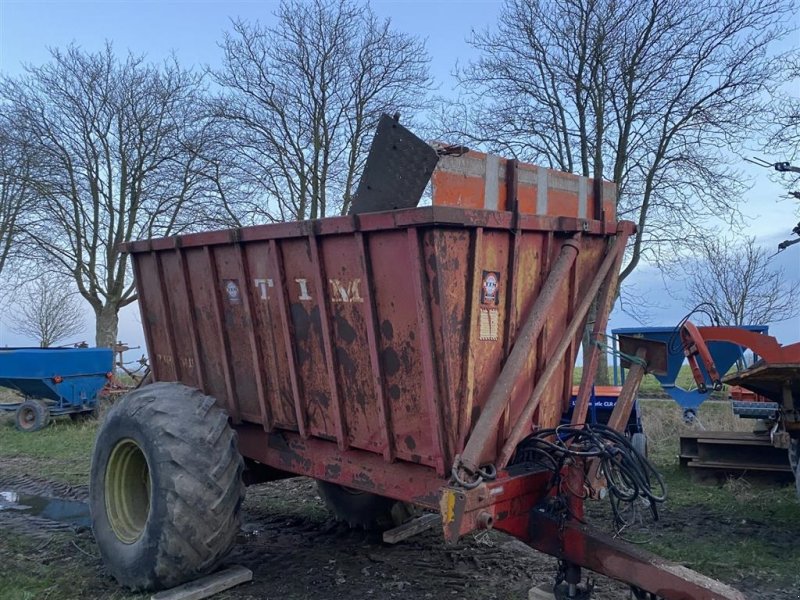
left=0, top=417, right=98, bottom=485
left=572, top=364, right=729, bottom=398
left=637, top=400, right=800, bottom=585
left=1, top=396, right=798, bottom=598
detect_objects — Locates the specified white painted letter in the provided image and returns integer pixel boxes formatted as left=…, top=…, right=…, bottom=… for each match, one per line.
left=329, top=278, right=364, bottom=303
left=295, top=278, right=312, bottom=301
left=254, top=278, right=274, bottom=300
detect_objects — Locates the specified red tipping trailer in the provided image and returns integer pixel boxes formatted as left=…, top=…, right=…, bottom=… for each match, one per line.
left=89, top=118, right=746, bottom=599
left=132, top=207, right=618, bottom=484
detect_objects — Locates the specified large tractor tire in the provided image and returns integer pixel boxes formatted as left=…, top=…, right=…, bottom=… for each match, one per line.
left=14, top=399, right=50, bottom=432
left=317, top=481, right=413, bottom=530
left=90, top=382, right=244, bottom=591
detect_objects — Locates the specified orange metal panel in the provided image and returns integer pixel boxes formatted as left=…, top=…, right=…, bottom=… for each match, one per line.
left=431, top=150, right=617, bottom=224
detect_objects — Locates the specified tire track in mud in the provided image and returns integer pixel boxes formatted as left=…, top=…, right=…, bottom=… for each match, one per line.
left=1, top=470, right=794, bottom=599
left=0, top=472, right=88, bottom=502
left=228, top=479, right=632, bottom=600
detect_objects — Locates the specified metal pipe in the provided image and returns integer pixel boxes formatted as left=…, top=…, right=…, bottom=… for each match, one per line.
left=457, top=235, right=582, bottom=474
left=497, top=231, right=627, bottom=469
left=607, top=347, right=647, bottom=432
left=571, top=228, right=630, bottom=426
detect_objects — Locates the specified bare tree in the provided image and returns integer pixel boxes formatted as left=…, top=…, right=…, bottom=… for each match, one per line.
left=684, top=236, right=799, bottom=326
left=0, top=45, right=214, bottom=346
left=766, top=55, right=800, bottom=164
left=450, top=0, right=791, bottom=272
left=211, top=0, right=432, bottom=223
left=763, top=54, right=800, bottom=215
left=10, top=276, right=85, bottom=347
left=0, top=122, right=37, bottom=279
left=444, top=0, right=793, bottom=380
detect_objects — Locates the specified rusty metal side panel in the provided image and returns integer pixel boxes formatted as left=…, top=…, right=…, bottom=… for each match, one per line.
left=319, top=234, right=387, bottom=455
left=132, top=214, right=620, bottom=474
left=208, top=245, right=265, bottom=424
left=182, top=247, right=236, bottom=418
left=423, top=228, right=472, bottom=465
left=368, top=229, right=439, bottom=469
left=496, top=230, right=548, bottom=451
left=528, top=238, right=605, bottom=431
left=158, top=250, right=202, bottom=388
left=250, top=240, right=300, bottom=431
left=279, top=237, right=337, bottom=441
left=529, top=235, right=572, bottom=431
left=239, top=242, right=278, bottom=430
left=459, top=229, right=511, bottom=466
left=135, top=252, right=178, bottom=382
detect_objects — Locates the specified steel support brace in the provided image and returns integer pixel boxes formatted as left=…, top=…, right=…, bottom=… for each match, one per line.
left=681, top=321, right=722, bottom=391
left=527, top=510, right=747, bottom=600
left=457, top=234, right=582, bottom=474
left=496, top=224, right=634, bottom=469
left=572, top=231, right=629, bottom=426
left=606, top=347, right=647, bottom=432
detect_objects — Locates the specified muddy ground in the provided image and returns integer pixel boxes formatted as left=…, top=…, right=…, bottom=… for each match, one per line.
left=1, top=458, right=798, bottom=600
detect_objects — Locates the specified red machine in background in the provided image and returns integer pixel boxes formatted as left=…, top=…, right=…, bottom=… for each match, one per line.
left=679, top=323, right=800, bottom=493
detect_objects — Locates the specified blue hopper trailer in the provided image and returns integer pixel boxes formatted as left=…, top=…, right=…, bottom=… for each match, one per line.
left=561, top=325, right=769, bottom=457
left=612, top=325, right=770, bottom=421
left=0, top=347, right=114, bottom=432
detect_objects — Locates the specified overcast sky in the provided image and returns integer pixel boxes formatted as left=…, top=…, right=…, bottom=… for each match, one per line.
left=0, top=0, right=797, bottom=354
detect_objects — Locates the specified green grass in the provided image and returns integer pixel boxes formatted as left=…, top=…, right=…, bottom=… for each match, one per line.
left=0, top=415, right=98, bottom=485
left=646, top=464, right=800, bottom=584
left=637, top=399, right=800, bottom=586
left=573, top=365, right=704, bottom=396
left=0, top=531, right=142, bottom=600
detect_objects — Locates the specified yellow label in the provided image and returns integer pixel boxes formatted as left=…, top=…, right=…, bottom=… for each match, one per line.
left=479, top=308, right=499, bottom=341
left=440, top=490, right=456, bottom=524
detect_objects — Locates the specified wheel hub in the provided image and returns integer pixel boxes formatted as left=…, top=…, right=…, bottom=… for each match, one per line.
left=19, top=407, right=35, bottom=429
left=105, top=438, right=151, bottom=544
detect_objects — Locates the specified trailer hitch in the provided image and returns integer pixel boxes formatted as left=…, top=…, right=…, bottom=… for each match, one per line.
left=526, top=508, right=747, bottom=600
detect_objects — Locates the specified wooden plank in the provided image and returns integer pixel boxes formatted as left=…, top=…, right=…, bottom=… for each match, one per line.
left=680, top=431, right=770, bottom=442
left=151, top=566, right=253, bottom=600
left=382, top=513, right=440, bottom=544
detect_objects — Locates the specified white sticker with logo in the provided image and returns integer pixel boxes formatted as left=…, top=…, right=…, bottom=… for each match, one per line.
left=224, top=279, right=241, bottom=304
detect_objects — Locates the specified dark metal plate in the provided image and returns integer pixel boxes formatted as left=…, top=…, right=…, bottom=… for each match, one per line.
left=349, top=114, right=439, bottom=215
left=616, top=336, right=669, bottom=376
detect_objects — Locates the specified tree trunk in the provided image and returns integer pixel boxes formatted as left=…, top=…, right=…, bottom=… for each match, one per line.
left=95, top=304, right=119, bottom=348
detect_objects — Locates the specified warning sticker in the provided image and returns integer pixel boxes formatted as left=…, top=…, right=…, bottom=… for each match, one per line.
left=480, top=271, right=500, bottom=305
left=223, top=279, right=242, bottom=304
left=479, top=308, right=499, bottom=341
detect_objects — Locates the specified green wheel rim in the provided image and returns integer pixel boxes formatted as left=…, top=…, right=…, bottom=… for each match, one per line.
left=105, top=438, right=151, bottom=544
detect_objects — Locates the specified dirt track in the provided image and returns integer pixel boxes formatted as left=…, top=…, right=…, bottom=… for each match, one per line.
left=1, top=466, right=799, bottom=600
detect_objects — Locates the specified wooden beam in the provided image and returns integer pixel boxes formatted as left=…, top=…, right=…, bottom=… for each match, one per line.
left=150, top=566, right=253, bottom=600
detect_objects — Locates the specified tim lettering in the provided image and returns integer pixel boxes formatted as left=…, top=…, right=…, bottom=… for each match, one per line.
left=253, top=277, right=363, bottom=303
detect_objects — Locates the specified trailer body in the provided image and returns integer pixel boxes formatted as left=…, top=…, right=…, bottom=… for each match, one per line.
left=129, top=206, right=614, bottom=501
left=120, top=148, right=746, bottom=599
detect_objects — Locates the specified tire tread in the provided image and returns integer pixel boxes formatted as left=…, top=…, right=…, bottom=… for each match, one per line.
left=92, top=382, right=244, bottom=591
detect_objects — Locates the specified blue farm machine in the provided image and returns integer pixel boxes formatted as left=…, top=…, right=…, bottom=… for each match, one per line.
left=611, top=324, right=800, bottom=492
left=0, top=347, right=114, bottom=431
